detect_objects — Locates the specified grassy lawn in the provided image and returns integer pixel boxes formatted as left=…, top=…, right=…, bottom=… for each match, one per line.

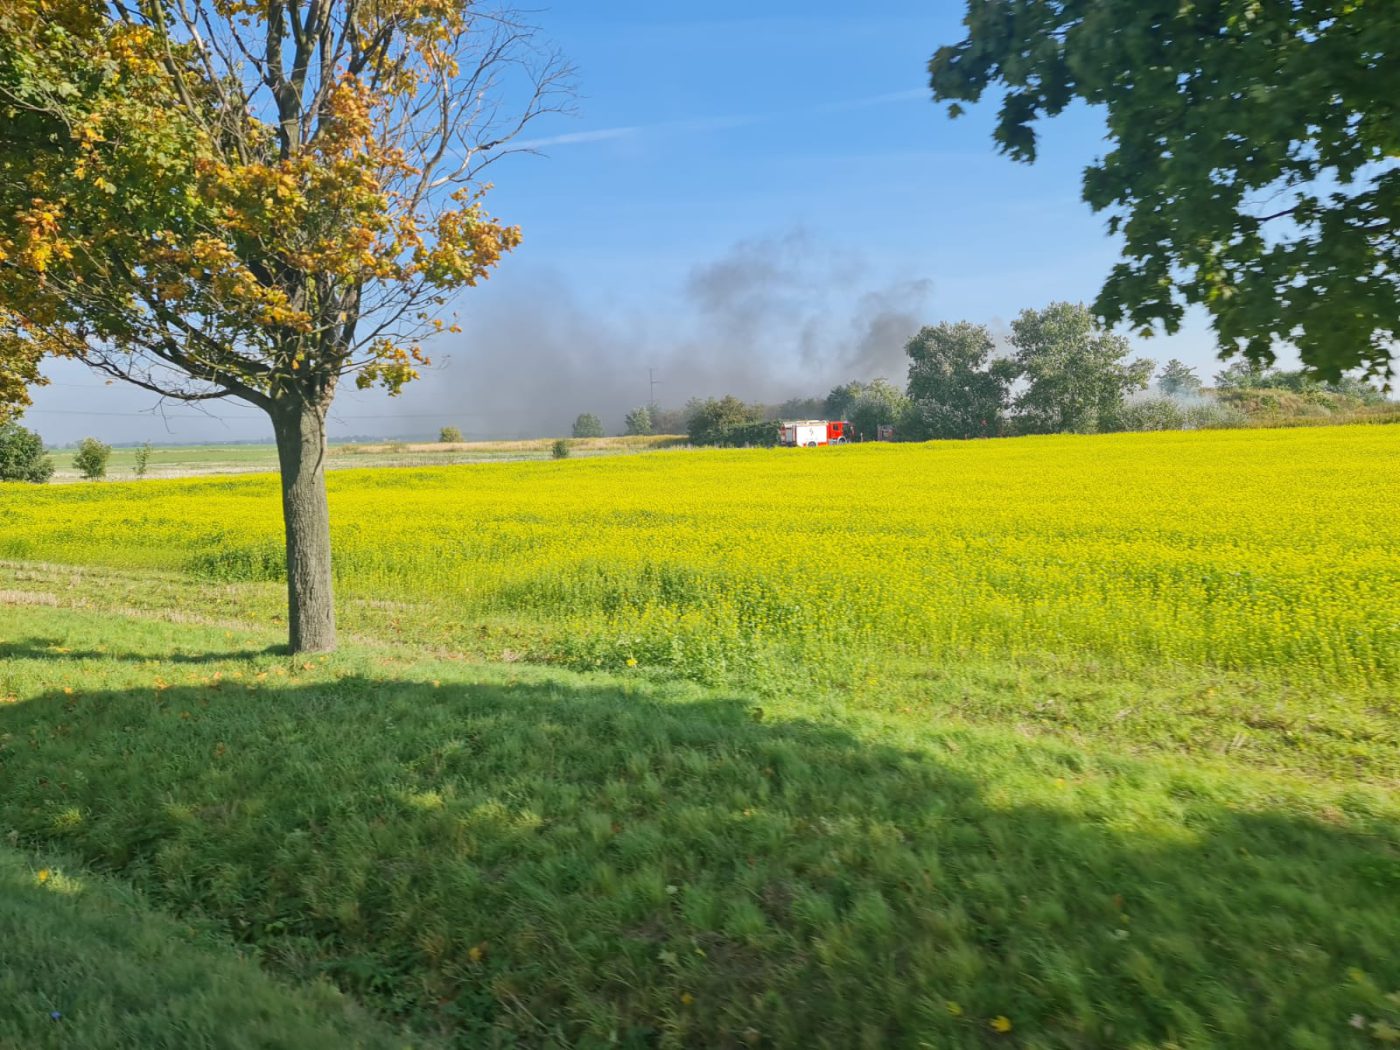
left=0, top=844, right=418, bottom=1049
left=2, top=574, right=1398, bottom=1048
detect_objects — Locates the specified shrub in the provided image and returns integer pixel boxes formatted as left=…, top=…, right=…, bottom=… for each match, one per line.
left=133, top=442, right=153, bottom=478
left=623, top=406, right=653, bottom=436
left=718, top=419, right=782, bottom=447
left=73, top=437, right=112, bottom=481
left=551, top=438, right=571, bottom=459
left=1115, top=397, right=1187, bottom=432
left=438, top=426, right=463, bottom=443
left=0, top=421, right=54, bottom=483
left=1115, top=397, right=1248, bottom=432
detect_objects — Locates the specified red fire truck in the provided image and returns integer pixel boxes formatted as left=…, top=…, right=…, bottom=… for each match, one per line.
left=780, top=420, right=852, bottom=447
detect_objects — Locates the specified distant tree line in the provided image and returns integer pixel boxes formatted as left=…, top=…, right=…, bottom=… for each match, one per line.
left=575, top=301, right=1391, bottom=448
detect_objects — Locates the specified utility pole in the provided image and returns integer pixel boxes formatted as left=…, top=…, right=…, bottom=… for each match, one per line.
left=648, top=368, right=660, bottom=411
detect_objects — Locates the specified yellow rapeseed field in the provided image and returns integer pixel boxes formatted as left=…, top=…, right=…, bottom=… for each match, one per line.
left=2, top=425, right=1395, bottom=687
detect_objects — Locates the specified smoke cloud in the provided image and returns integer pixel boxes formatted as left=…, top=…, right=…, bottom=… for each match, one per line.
left=405, top=228, right=934, bottom=438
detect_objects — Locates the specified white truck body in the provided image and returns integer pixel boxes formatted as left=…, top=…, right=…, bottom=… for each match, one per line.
left=782, top=422, right=829, bottom=447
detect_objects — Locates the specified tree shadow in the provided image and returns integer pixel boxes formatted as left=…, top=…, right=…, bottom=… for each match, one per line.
left=1, top=659, right=1396, bottom=1048
left=0, top=637, right=284, bottom=664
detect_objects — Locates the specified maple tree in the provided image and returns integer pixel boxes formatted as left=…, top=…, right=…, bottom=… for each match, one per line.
left=930, top=0, right=1399, bottom=383
left=0, top=0, right=569, bottom=650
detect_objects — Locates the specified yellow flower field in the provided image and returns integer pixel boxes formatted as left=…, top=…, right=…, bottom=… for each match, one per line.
left=3, top=425, right=1396, bottom=687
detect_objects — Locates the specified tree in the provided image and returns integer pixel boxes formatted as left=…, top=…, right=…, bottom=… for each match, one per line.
left=0, top=420, right=53, bottom=482
left=774, top=396, right=825, bottom=421
left=823, top=382, right=866, bottom=420
left=0, top=2, right=569, bottom=651
left=133, top=441, right=152, bottom=479
left=1212, top=360, right=1275, bottom=391
left=1156, top=360, right=1203, bottom=399
left=686, top=396, right=760, bottom=446
left=904, top=322, right=1015, bottom=439
left=649, top=406, right=688, bottom=434
left=929, top=1, right=1399, bottom=383
left=1009, top=303, right=1153, bottom=435
left=623, top=406, right=653, bottom=436
left=439, top=426, right=463, bottom=444
left=848, top=379, right=911, bottom=441
left=73, top=436, right=111, bottom=480
left=571, top=413, right=604, bottom=439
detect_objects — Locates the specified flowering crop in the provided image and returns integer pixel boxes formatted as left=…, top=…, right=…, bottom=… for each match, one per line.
left=2, top=426, right=1395, bottom=687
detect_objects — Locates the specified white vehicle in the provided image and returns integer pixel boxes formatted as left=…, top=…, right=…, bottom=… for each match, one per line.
left=779, top=420, right=852, bottom=447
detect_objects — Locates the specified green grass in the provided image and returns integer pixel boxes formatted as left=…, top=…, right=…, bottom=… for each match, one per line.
left=2, top=574, right=1398, bottom=1048
left=0, top=843, right=421, bottom=1049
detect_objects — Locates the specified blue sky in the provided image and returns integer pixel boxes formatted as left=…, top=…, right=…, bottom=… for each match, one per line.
left=28, top=0, right=1236, bottom=444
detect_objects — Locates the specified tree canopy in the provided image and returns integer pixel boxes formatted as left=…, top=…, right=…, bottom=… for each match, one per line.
left=571, top=413, right=604, bottom=439
left=1156, top=360, right=1203, bottom=399
left=623, top=406, right=654, bottom=436
left=686, top=395, right=762, bottom=446
left=1010, top=302, right=1153, bottom=435
left=848, top=379, right=910, bottom=441
left=904, top=322, right=1015, bottom=439
left=0, top=419, right=53, bottom=482
left=930, top=0, right=1400, bottom=383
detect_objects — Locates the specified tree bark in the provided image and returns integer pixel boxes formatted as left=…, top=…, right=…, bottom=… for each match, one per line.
left=270, top=397, right=337, bottom=653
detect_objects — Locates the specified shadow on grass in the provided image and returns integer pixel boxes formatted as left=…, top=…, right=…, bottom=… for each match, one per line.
left=0, top=638, right=285, bottom=664
left=0, top=846, right=414, bottom=1050
left=1, top=659, right=1397, bottom=1048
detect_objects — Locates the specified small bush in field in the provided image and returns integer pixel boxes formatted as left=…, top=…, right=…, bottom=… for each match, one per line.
left=439, top=426, right=463, bottom=443
left=551, top=438, right=571, bottom=459
left=133, top=442, right=153, bottom=478
left=73, top=437, right=112, bottom=480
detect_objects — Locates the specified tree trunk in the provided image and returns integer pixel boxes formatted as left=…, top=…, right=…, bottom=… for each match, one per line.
left=270, top=398, right=337, bottom=653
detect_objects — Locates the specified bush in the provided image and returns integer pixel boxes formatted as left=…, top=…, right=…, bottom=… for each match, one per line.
left=718, top=419, right=782, bottom=447
left=571, top=414, right=604, bottom=439
left=551, top=438, right=571, bottom=459
left=133, top=442, right=152, bottom=478
left=1115, top=397, right=1248, bottom=432
left=0, top=422, right=54, bottom=483
left=73, top=437, right=112, bottom=480
left=438, top=426, right=463, bottom=443
left=623, top=406, right=653, bottom=436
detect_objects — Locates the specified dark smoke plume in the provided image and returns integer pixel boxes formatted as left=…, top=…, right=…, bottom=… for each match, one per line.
left=398, top=228, right=934, bottom=438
